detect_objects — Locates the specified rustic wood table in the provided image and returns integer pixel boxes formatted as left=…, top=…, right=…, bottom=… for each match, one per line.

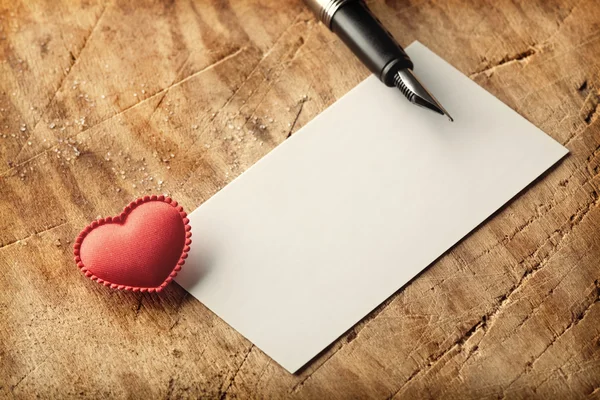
left=1, top=0, right=599, bottom=398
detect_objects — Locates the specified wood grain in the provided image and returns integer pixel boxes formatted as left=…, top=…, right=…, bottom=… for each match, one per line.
left=1, top=0, right=599, bottom=398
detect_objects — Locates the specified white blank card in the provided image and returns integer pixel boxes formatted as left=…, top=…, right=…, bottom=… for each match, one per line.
left=176, top=42, right=568, bottom=373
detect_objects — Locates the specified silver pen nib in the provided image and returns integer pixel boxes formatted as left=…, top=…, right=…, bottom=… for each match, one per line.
left=394, top=69, right=453, bottom=121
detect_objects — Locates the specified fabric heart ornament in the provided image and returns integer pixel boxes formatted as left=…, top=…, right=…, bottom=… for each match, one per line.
left=74, top=195, right=191, bottom=292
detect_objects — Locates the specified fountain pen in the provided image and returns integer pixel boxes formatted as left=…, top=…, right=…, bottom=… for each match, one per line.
left=304, top=0, right=453, bottom=121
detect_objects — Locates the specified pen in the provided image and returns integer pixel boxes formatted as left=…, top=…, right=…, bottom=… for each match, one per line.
left=304, top=0, right=453, bottom=121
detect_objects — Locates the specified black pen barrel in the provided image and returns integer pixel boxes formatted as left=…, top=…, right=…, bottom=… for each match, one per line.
left=330, top=1, right=412, bottom=86
left=305, top=0, right=412, bottom=87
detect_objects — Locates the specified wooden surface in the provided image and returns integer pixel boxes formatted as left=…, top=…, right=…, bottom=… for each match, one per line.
left=1, top=0, right=599, bottom=398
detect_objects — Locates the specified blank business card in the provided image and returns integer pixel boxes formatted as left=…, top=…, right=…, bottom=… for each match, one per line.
left=176, top=42, right=568, bottom=373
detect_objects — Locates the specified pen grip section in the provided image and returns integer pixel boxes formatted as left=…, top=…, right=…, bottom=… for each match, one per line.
left=330, top=1, right=412, bottom=86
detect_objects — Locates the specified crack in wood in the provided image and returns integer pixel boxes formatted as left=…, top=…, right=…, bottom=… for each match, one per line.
left=470, top=48, right=537, bottom=78
left=12, top=5, right=108, bottom=164
left=148, top=92, right=169, bottom=121
left=175, top=23, right=312, bottom=185
left=255, top=10, right=311, bottom=65
left=250, top=359, right=271, bottom=398
left=562, top=122, right=589, bottom=147
left=1, top=151, right=48, bottom=178
left=386, top=332, right=465, bottom=399
left=580, top=90, right=600, bottom=125
left=533, top=367, right=563, bottom=394
left=388, top=188, right=599, bottom=397
left=229, top=16, right=314, bottom=138
left=0, top=221, right=69, bottom=250
left=219, top=345, right=253, bottom=400
left=389, top=309, right=496, bottom=398
left=238, top=31, right=314, bottom=134
left=134, top=296, right=143, bottom=319
left=168, top=293, right=188, bottom=331
left=165, top=47, right=249, bottom=94
left=501, top=202, right=556, bottom=246
left=530, top=352, right=599, bottom=393
left=523, top=181, right=596, bottom=266
left=538, top=0, right=583, bottom=48
left=10, top=352, right=54, bottom=393
left=181, top=48, right=266, bottom=153
left=589, top=385, right=600, bottom=397
left=485, top=248, right=592, bottom=363
left=290, top=293, right=398, bottom=394
left=0, top=46, right=249, bottom=178
left=230, top=11, right=309, bottom=92
left=176, top=16, right=315, bottom=193
left=165, top=377, right=175, bottom=399
left=507, top=261, right=583, bottom=334
left=473, top=183, right=600, bottom=343
left=586, top=143, right=600, bottom=167
left=502, top=282, right=600, bottom=395
left=517, top=73, right=580, bottom=106
left=540, top=31, right=600, bottom=74
left=439, top=172, right=598, bottom=365
left=286, top=95, right=308, bottom=138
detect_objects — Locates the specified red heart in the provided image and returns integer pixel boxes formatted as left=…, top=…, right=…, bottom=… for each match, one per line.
left=73, top=195, right=191, bottom=293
